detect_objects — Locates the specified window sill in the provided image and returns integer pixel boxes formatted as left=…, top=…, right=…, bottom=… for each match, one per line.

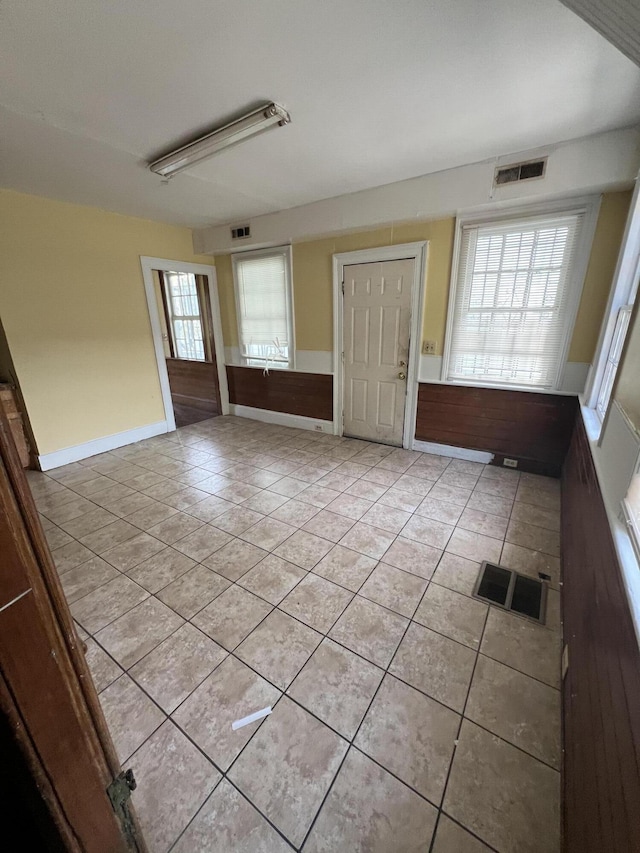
left=581, top=405, right=602, bottom=443
left=240, top=361, right=292, bottom=371
left=436, top=377, right=578, bottom=397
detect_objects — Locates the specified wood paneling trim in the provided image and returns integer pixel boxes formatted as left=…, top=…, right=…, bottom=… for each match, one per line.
left=226, top=366, right=333, bottom=421
left=561, top=415, right=640, bottom=853
left=166, top=358, right=219, bottom=415
left=415, top=383, right=578, bottom=475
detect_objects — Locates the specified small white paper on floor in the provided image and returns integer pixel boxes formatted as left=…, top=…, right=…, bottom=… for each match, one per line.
left=232, top=705, right=272, bottom=731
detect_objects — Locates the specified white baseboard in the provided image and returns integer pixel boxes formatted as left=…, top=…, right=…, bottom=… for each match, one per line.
left=39, top=420, right=170, bottom=471
left=229, top=404, right=334, bottom=434
left=412, top=439, right=494, bottom=463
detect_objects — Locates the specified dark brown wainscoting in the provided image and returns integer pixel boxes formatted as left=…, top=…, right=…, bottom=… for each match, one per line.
left=166, top=358, right=219, bottom=427
left=415, top=383, right=578, bottom=476
left=561, top=416, right=640, bottom=853
left=226, top=366, right=333, bottom=421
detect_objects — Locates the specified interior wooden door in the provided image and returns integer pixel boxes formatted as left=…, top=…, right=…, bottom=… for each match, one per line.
left=0, top=408, right=146, bottom=852
left=342, top=259, right=413, bottom=445
left=158, top=271, right=221, bottom=427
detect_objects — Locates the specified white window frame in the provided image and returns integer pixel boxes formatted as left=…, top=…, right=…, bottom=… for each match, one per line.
left=232, top=245, right=295, bottom=370
left=623, top=457, right=640, bottom=564
left=586, top=175, right=640, bottom=429
left=442, top=196, right=600, bottom=393
left=595, top=304, right=634, bottom=421
left=162, top=271, right=207, bottom=362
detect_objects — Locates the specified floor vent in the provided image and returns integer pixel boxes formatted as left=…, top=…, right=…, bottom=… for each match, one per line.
left=473, top=561, right=547, bottom=624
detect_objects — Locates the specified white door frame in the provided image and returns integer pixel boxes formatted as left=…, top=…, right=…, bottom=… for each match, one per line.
left=140, top=256, right=229, bottom=432
left=332, top=242, right=428, bottom=448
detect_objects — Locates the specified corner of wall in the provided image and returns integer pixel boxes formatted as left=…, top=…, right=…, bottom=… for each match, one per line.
left=569, top=189, right=633, bottom=363
left=213, top=253, right=237, bottom=347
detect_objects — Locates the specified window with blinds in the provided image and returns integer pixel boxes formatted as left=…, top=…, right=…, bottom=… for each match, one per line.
left=445, top=212, right=585, bottom=389
left=232, top=247, right=294, bottom=369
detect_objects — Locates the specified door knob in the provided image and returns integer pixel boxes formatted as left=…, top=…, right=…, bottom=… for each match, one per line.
left=398, top=372, right=406, bottom=380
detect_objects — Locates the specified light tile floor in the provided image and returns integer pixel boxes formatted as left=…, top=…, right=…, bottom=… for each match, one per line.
left=29, top=416, right=562, bottom=853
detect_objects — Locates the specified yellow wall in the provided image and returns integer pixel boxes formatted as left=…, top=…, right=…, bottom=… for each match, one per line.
left=615, top=302, right=640, bottom=431
left=569, top=191, right=632, bottom=363
left=0, top=187, right=629, bottom=457
left=215, top=222, right=455, bottom=352
left=214, top=253, right=238, bottom=347
left=215, top=191, right=630, bottom=361
left=0, top=190, right=211, bottom=455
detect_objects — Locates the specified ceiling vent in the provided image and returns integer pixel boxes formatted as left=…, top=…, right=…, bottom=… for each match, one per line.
left=494, top=157, right=547, bottom=186
left=231, top=224, right=251, bottom=240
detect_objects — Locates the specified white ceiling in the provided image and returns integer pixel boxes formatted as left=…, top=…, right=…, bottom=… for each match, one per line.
left=1, top=0, right=639, bottom=228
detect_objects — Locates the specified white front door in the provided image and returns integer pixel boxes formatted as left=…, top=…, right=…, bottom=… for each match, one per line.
left=342, top=258, right=413, bottom=445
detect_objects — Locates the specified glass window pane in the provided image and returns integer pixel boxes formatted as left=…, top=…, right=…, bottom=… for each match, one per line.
left=449, top=213, right=582, bottom=388
left=596, top=305, right=632, bottom=419
left=163, top=272, right=206, bottom=361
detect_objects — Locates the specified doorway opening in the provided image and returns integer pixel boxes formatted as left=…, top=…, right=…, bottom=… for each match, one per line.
left=157, top=270, right=219, bottom=427
left=140, top=258, right=229, bottom=432
left=332, top=243, right=427, bottom=448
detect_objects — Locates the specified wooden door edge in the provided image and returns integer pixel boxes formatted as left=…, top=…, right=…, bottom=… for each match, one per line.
left=0, top=410, right=148, bottom=851
left=0, top=412, right=122, bottom=772
left=1, top=671, right=81, bottom=851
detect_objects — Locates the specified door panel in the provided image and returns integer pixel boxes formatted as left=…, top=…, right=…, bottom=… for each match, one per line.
left=343, top=259, right=413, bottom=445
left=377, top=382, right=397, bottom=428
left=351, top=307, right=370, bottom=366
left=350, top=378, right=368, bottom=424
left=379, top=306, right=401, bottom=366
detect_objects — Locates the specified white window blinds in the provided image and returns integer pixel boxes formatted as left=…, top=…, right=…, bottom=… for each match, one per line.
left=233, top=249, right=292, bottom=368
left=446, top=212, right=585, bottom=389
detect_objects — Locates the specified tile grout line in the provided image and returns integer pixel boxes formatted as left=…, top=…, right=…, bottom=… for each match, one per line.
left=69, top=454, right=559, bottom=699
left=296, top=639, right=413, bottom=847
left=165, top=576, right=456, bottom=844
left=428, top=602, right=491, bottom=853
left=149, top=444, right=374, bottom=849
left=36, top=421, right=562, bottom=850
left=50, top=450, right=552, bottom=656
left=120, top=669, right=296, bottom=851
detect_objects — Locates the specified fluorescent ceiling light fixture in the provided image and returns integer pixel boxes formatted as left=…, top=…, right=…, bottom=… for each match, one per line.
left=149, top=102, right=291, bottom=177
